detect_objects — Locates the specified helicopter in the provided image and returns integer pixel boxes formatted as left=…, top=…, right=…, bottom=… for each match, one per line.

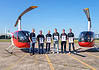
left=6, top=6, right=38, bottom=53
left=78, top=8, right=95, bottom=47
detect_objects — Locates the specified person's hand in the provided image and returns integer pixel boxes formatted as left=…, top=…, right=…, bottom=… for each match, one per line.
left=30, top=41, right=32, bottom=43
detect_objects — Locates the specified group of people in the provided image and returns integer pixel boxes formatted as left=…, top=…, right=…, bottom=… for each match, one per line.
left=29, top=28, right=76, bottom=55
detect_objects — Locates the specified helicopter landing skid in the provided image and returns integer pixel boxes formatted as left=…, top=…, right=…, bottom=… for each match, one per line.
left=5, top=44, right=16, bottom=54
left=94, top=44, right=99, bottom=51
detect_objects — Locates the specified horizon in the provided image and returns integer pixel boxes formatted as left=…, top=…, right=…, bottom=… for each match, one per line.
left=0, top=0, right=99, bottom=37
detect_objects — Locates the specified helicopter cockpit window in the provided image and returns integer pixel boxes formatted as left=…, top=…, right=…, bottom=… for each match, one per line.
left=18, top=31, right=30, bottom=42
left=79, top=32, right=95, bottom=42
left=13, top=32, right=18, bottom=39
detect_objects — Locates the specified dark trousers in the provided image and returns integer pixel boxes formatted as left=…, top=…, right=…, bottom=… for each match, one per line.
left=46, top=43, right=51, bottom=52
left=61, top=41, right=66, bottom=53
left=38, top=43, right=44, bottom=54
left=69, top=43, right=75, bottom=52
left=30, top=43, right=35, bottom=54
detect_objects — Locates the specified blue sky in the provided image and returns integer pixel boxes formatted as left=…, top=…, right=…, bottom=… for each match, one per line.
left=0, top=0, right=99, bottom=37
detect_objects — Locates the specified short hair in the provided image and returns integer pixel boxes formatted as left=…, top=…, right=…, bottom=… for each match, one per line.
left=48, top=30, right=50, bottom=32
left=40, top=30, right=42, bottom=32
left=63, top=29, right=65, bottom=31
left=70, top=28, right=72, bottom=31
left=32, top=28, right=35, bottom=31
left=55, top=28, right=57, bottom=30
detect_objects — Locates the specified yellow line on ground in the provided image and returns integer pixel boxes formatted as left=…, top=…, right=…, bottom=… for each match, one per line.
left=5, top=53, right=28, bottom=70
left=45, top=54, right=54, bottom=70
left=85, top=52, right=99, bottom=58
left=68, top=54, right=96, bottom=70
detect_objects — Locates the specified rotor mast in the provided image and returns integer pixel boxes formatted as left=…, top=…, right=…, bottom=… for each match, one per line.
left=18, top=19, right=21, bottom=31
left=88, top=18, right=91, bottom=31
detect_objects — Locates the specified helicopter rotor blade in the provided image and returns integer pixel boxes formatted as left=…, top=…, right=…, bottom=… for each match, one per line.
left=14, top=6, right=38, bottom=27
left=83, top=8, right=91, bottom=21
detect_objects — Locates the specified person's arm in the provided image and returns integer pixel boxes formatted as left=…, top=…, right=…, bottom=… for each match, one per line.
left=53, top=33, right=54, bottom=40
left=51, top=34, right=52, bottom=41
left=60, top=34, right=62, bottom=39
left=67, top=33, right=69, bottom=42
left=35, top=34, right=37, bottom=43
left=36, top=35, right=39, bottom=47
left=73, top=33, right=74, bottom=42
left=66, top=34, right=68, bottom=40
left=29, top=33, right=32, bottom=43
left=45, top=34, right=47, bottom=41
left=58, top=33, right=60, bottom=41
left=37, top=35, right=39, bottom=42
left=43, top=35, right=45, bottom=41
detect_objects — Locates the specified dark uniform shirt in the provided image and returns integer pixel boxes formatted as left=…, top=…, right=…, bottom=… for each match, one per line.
left=53, top=32, right=59, bottom=42
left=46, top=34, right=52, bottom=43
left=37, top=34, right=45, bottom=43
left=60, top=33, right=67, bottom=42
left=30, top=32, right=36, bottom=43
left=68, top=32, right=74, bottom=37
left=68, top=32, right=74, bottom=43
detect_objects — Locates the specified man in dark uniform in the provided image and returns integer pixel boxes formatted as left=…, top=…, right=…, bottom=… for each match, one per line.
left=53, top=28, right=59, bottom=53
left=29, top=29, right=36, bottom=55
left=37, top=30, right=45, bottom=54
left=60, top=29, right=67, bottom=53
left=46, top=30, right=52, bottom=53
left=68, top=28, right=76, bottom=54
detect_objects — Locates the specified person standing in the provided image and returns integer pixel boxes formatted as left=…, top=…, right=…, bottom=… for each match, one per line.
left=53, top=28, right=59, bottom=53
left=37, top=30, right=45, bottom=54
left=5, top=32, right=15, bottom=54
left=46, top=30, right=52, bottom=53
left=68, top=28, right=76, bottom=54
left=29, top=29, right=36, bottom=55
left=60, top=29, right=67, bottom=53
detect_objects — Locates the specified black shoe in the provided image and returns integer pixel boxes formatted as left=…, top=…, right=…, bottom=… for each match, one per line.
left=73, top=51, right=77, bottom=54
left=8, top=51, right=13, bottom=54
left=39, top=51, right=40, bottom=54
left=32, top=53, right=34, bottom=55
left=61, top=51, right=63, bottom=53
left=68, top=52, right=71, bottom=54
left=42, top=52, right=44, bottom=54
left=64, top=51, right=67, bottom=54
left=46, top=51, right=49, bottom=54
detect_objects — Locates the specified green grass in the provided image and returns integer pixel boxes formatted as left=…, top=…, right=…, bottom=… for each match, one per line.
left=0, top=39, right=99, bottom=43
left=0, top=39, right=79, bottom=43
left=74, top=40, right=99, bottom=43
left=0, top=39, right=10, bottom=42
left=74, top=40, right=78, bottom=43
left=95, top=40, right=99, bottom=43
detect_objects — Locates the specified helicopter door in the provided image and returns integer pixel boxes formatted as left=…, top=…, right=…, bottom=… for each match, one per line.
left=13, top=32, right=18, bottom=40
left=13, top=32, right=18, bottom=46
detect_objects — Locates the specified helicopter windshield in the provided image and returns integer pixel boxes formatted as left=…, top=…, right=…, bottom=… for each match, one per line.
left=78, top=31, right=95, bottom=42
left=18, top=31, right=30, bottom=42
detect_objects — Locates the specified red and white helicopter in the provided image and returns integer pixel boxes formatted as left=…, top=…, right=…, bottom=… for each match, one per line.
left=6, top=6, right=38, bottom=53
left=78, top=8, right=98, bottom=50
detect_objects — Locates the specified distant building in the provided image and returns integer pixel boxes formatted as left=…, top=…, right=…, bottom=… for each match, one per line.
left=0, top=34, right=11, bottom=39
left=95, top=34, right=99, bottom=40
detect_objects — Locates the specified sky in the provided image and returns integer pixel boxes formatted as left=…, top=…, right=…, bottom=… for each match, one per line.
left=0, top=0, right=99, bottom=37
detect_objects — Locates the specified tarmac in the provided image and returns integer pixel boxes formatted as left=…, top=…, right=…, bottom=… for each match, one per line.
left=0, top=42, right=99, bottom=70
